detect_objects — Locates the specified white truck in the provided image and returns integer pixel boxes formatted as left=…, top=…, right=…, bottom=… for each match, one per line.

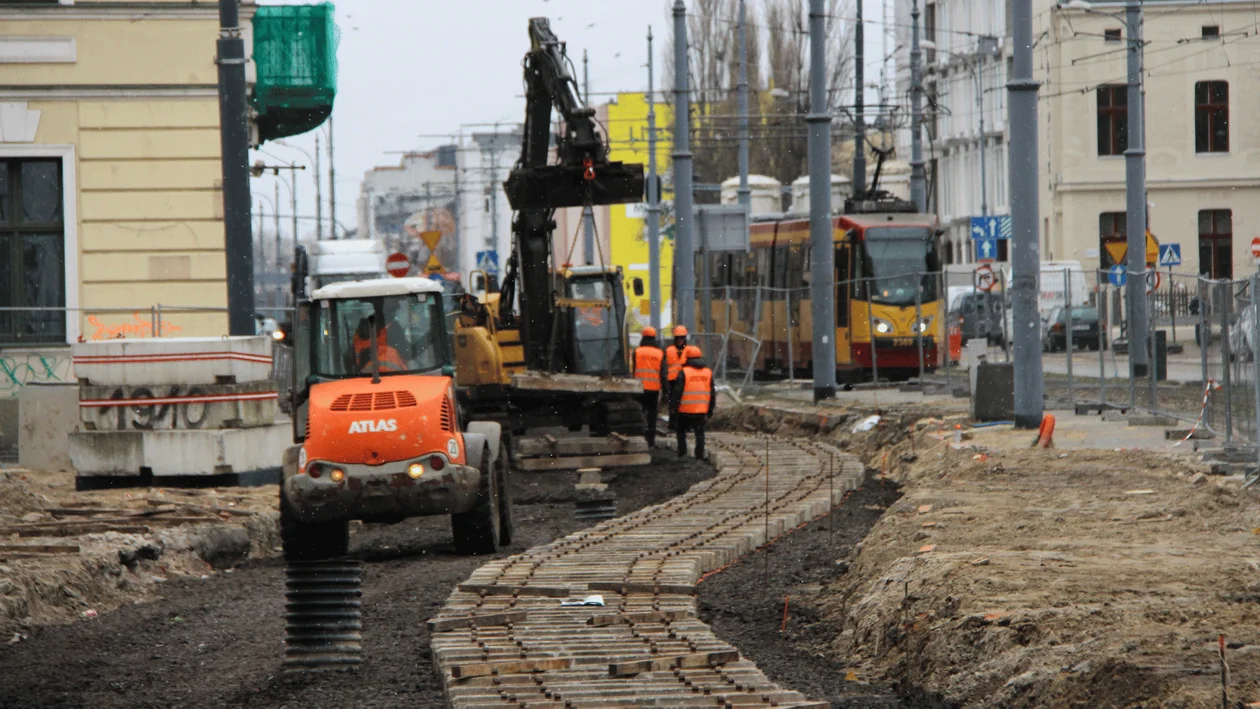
left=298, top=239, right=389, bottom=296
left=999, top=261, right=1090, bottom=345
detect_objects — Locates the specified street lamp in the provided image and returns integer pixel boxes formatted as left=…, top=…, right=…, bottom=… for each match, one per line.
left=924, top=36, right=1001, bottom=218
left=274, top=139, right=324, bottom=240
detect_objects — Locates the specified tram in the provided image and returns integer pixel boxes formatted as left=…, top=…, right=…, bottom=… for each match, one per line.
left=694, top=195, right=943, bottom=382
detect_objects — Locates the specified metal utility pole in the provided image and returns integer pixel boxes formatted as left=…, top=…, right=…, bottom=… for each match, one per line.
left=646, top=26, right=663, bottom=330
left=314, top=134, right=323, bottom=240
left=736, top=0, right=750, bottom=208
left=909, top=0, right=926, bottom=212
left=328, top=114, right=336, bottom=238
left=1125, top=0, right=1150, bottom=382
left=582, top=50, right=596, bottom=265
left=274, top=181, right=281, bottom=271
left=977, top=62, right=988, bottom=216
left=1007, top=0, right=1044, bottom=428
left=672, top=0, right=696, bottom=330
left=808, top=0, right=837, bottom=401
left=216, top=0, right=254, bottom=335
left=853, top=0, right=866, bottom=194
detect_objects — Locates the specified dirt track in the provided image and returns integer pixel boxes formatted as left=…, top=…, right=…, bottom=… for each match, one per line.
left=0, top=452, right=713, bottom=709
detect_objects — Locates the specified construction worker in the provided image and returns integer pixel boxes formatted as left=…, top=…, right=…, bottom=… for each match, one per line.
left=672, top=345, right=716, bottom=459
left=353, top=316, right=407, bottom=373
left=665, top=325, right=689, bottom=431
left=632, top=327, right=664, bottom=445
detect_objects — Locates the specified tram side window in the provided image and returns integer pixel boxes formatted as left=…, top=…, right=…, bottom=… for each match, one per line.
left=771, top=245, right=788, bottom=300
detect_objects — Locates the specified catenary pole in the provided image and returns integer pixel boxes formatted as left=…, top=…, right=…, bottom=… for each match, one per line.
left=1007, top=0, right=1044, bottom=427
left=329, top=114, right=336, bottom=238
left=672, top=0, right=696, bottom=330
left=853, top=0, right=866, bottom=195
left=216, top=0, right=254, bottom=335
left=646, top=27, right=663, bottom=330
left=314, top=134, right=323, bottom=241
left=737, top=0, right=750, bottom=208
left=1125, top=0, right=1151, bottom=384
left=909, top=0, right=926, bottom=211
left=808, top=0, right=837, bottom=401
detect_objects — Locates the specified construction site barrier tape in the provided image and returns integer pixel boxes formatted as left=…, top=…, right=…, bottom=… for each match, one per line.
left=1172, top=379, right=1221, bottom=447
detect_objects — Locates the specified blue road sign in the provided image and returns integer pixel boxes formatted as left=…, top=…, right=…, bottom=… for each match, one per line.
left=970, top=215, right=1011, bottom=241
left=1158, top=243, right=1181, bottom=268
left=1107, top=265, right=1127, bottom=287
left=974, top=235, right=998, bottom=262
left=475, top=250, right=499, bottom=275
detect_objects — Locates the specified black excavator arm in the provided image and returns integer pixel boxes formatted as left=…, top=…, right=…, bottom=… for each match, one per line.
left=499, top=17, right=644, bottom=371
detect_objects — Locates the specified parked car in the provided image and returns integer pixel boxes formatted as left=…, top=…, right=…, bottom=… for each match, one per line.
left=1043, top=306, right=1104, bottom=351
left=951, top=292, right=1005, bottom=345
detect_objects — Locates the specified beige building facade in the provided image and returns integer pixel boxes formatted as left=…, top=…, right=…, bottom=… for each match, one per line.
left=1, top=0, right=257, bottom=347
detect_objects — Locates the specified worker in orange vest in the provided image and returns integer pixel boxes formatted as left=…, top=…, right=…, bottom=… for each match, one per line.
left=632, top=327, right=665, bottom=446
left=672, top=345, right=716, bottom=459
left=665, top=325, right=689, bottom=432
left=353, top=317, right=407, bottom=373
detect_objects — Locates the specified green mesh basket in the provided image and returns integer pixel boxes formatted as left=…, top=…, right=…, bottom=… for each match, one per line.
left=252, top=3, right=339, bottom=109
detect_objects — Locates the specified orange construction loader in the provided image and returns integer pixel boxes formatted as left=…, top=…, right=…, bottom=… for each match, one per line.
left=280, top=277, right=513, bottom=560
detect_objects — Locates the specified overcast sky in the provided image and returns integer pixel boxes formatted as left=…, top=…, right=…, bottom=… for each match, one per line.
left=249, top=0, right=889, bottom=241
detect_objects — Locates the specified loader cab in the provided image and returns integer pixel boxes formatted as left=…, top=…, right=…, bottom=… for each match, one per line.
left=290, top=278, right=453, bottom=444
left=558, top=266, right=630, bottom=377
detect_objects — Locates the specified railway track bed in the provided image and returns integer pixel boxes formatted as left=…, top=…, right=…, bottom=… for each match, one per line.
left=431, top=433, right=865, bottom=708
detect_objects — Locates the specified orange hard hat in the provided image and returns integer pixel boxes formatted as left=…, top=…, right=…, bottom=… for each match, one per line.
left=673, top=325, right=689, bottom=337
left=683, top=345, right=702, bottom=360
left=641, top=326, right=657, bottom=338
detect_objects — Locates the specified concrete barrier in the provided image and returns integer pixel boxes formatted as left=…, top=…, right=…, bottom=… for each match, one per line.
left=78, top=380, right=277, bottom=431
left=72, top=337, right=274, bottom=386
left=18, top=382, right=78, bottom=472
left=69, top=424, right=289, bottom=480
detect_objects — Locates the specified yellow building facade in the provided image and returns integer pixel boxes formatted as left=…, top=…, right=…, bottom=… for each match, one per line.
left=1, top=0, right=251, bottom=347
left=603, top=92, right=675, bottom=332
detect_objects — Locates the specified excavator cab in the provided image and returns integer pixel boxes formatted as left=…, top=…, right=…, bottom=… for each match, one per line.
left=555, top=266, right=629, bottom=376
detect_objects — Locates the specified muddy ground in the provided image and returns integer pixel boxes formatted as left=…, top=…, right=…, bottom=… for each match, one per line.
left=0, top=451, right=713, bottom=708
left=698, top=474, right=916, bottom=708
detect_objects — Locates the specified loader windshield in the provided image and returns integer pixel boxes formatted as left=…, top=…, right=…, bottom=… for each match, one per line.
left=314, top=292, right=451, bottom=377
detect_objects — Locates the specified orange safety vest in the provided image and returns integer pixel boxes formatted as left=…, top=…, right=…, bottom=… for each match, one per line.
left=666, top=345, right=686, bottom=382
left=678, top=365, right=713, bottom=415
left=354, top=330, right=406, bottom=372
left=633, top=346, right=664, bottom=392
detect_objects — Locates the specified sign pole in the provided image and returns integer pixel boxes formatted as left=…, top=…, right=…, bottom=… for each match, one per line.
left=1169, top=265, right=1176, bottom=344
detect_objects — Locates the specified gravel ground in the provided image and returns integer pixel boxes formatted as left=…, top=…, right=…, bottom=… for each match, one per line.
left=0, top=451, right=714, bottom=709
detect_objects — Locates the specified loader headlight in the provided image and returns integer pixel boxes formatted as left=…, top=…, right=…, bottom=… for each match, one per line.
left=873, top=319, right=893, bottom=335
left=408, top=463, right=425, bottom=479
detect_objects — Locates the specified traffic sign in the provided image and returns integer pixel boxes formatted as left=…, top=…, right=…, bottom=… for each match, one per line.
left=419, top=230, right=443, bottom=252
left=386, top=252, right=410, bottom=278
left=1251, top=237, right=1260, bottom=262
left=1157, top=243, right=1181, bottom=268
left=475, top=249, right=499, bottom=275
left=1107, top=265, right=1127, bottom=287
left=974, top=235, right=998, bottom=262
left=1145, top=270, right=1161, bottom=294
left=974, top=264, right=997, bottom=292
left=424, top=253, right=443, bottom=273
left=969, top=215, right=1011, bottom=241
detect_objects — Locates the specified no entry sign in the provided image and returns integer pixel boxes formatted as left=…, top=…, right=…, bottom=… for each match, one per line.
left=386, top=252, right=410, bottom=278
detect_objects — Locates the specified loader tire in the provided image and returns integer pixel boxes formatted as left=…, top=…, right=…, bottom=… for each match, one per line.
left=452, top=444, right=501, bottom=555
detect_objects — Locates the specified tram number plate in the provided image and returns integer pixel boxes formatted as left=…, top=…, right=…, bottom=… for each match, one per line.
left=892, top=337, right=914, bottom=347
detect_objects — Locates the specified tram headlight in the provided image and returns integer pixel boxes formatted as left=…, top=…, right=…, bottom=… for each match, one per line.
left=873, top=318, right=894, bottom=335
left=913, top=316, right=934, bottom=333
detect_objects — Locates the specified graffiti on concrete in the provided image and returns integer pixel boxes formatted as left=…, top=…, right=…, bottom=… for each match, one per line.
left=89, top=385, right=212, bottom=431
left=86, top=312, right=183, bottom=341
left=0, top=352, right=72, bottom=398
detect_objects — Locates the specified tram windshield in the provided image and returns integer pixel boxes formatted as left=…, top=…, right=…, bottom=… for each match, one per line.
left=858, top=227, right=940, bottom=305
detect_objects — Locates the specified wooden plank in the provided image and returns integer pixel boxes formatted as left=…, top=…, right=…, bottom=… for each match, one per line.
left=588, top=582, right=697, bottom=596
left=516, top=436, right=648, bottom=458
left=0, top=543, right=80, bottom=554
left=44, top=507, right=131, bottom=517
left=16, top=525, right=149, bottom=537
left=457, top=583, right=571, bottom=598
left=449, top=657, right=574, bottom=680
left=586, top=610, right=694, bottom=627
left=608, top=650, right=740, bottom=677
left=516, top=453, right=651, bottom=472
left=510, top=371, right=642, bottom=395
left=428, top=610, right=529, bottom=633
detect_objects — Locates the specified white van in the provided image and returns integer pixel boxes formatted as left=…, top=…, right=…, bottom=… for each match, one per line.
left=1000, top=261, right=1089, bottom=344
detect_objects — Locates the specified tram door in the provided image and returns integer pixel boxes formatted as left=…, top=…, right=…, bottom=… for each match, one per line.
left=835, top=243, right=852, bottom=365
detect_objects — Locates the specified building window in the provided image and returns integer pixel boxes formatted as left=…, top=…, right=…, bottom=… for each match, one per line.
left=1202, top=25, right=1220, bottom=39
left=1195, top=81, right=1229, bottom=153
left=0, top=159, right=66, bottom=344
left=1198, top=209, right=1232, bottom=279
left=1097, top=85, right=1127, bottom=156
left=1099, top=211, right=1127, bottom=272
left=1104, top=28, right=1122, bottom=42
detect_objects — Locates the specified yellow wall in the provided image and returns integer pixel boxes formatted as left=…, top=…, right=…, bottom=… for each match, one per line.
left=604, top=92, right=675, bottom=331
left=4, top=4, right=232, bottom=340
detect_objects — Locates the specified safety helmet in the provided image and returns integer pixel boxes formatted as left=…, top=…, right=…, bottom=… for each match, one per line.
left=673, top=325, right=689, bottom=337
left=683, top=345, right=702, bottom=360
left=641, top=326, right=657, bottom=338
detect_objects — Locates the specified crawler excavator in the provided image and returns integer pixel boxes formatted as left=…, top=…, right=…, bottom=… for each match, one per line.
left=452, top=17, right=647, bottom=438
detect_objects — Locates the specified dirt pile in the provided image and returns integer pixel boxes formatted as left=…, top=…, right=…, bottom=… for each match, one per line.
left=0, top=468, right=278, bottom=640
left=817, top=423, right=1260, bottom=708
